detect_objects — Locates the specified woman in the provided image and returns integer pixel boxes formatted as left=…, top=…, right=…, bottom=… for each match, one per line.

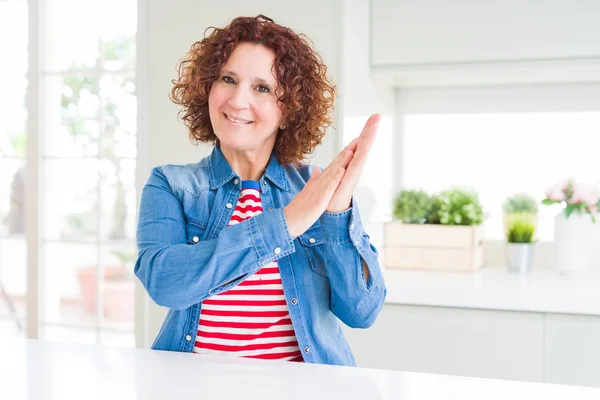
left=135, top=15, right=386, bottom=366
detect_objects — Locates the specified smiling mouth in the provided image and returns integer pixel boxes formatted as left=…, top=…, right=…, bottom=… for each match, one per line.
left=224, top=113, right=253, bottom=125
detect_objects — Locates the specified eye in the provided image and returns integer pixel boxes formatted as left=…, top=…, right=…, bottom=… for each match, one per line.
left=256, top=85, right=270, bottom=94
left=221, top=75, right=235, bottom=84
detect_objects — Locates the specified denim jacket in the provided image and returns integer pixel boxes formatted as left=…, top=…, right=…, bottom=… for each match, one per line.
left=135, top=146, right=386, bottom=366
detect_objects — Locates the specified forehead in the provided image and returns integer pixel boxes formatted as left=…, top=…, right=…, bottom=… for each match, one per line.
left=222, top=42, right=277, bottom=82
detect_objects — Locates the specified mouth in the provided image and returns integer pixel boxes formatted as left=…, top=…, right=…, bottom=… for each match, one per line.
left=224, top=113, right=253, bottom=125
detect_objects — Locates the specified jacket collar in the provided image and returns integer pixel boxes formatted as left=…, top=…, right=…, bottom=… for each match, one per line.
left=208, top=146, right=289, bottom=191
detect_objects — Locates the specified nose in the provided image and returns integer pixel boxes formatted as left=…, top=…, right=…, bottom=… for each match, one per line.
left=227, top=84, right=251, bottom=110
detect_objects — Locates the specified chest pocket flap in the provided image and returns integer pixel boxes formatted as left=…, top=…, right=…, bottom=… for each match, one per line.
left=298, top=222, right=324, bottom=247
left=186, top=221, right=206, bottom=244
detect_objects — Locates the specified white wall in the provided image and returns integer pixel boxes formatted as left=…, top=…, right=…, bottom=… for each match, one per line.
left=370, top=0, right=600, bottom=87
left=371, top=0, right=600, bottom=66
left=397, top=83, right=600, bottom=114
left=136, top=0, right=346, bottom=347
left=143, top=0, right=342, bottom=170
left=339, top=0, right=394, bottom=116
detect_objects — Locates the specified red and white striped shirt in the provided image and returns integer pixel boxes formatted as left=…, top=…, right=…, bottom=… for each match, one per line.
left=193, top=180, right=303, bottom=362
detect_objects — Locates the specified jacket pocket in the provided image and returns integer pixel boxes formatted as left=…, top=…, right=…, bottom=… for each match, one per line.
left=186, top=221, right=207, bottom=244
left=298, top=222, right=327, bottom=277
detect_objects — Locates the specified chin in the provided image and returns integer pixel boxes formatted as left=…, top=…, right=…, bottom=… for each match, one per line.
left=218, top=136, right=253, bottom=152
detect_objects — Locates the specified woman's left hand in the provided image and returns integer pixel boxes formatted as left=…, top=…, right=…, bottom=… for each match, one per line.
left=325, top=114, right=381, bottom=213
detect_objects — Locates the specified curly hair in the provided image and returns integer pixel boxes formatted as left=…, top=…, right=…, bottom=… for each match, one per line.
left=169, top=15, right=336, bottom=165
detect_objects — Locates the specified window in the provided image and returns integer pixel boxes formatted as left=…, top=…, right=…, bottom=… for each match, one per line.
left=38, top=0, right=137, bottom=346
left=0, top=0, right=138, bottom=346
left=0, top=0, right=28, bottom=337
left=398, top=85, right=600, bottom=242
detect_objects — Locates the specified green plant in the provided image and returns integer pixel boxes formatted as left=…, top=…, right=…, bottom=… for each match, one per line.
left=506, top=215, right=536, bottom=243
left=393, top=190, right=432, bottom=224
left=426, top=194, right=443, bottom=224
left=434, top=188, right=485, bottom=226
left=503, top=193, right=538, bottom=214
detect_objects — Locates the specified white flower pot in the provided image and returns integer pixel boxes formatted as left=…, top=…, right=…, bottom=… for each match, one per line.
left=554, top=212, right=594, bottom=273
left=506, top=243, right=534, bottom=273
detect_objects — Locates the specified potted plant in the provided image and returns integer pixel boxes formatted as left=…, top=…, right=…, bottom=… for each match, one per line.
left=77, top=249, right=136, bottom=321
left=502, top=193, right=538, bottom=272
left=385, top=188, right=486, bottom=271
left=542, top=179, right=599, bottom=273
left=433, top=188, right=485, bottom=226
left=502, top=193, right=539, bottom=231
left=504, top=213, right=536, bottom=273
left=392, top=189, right=432, bottom=224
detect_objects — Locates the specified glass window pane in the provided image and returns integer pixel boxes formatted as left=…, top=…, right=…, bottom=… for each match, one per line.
left=43, top=1, right=98, bottom=71
left=43, top=159, right=99, bottom=242
left=0, top=237, right=27, bottom=337
left=0, top=159, right=27, bottom=337
left=100, top=74, right=137, bottom=159
left=101, top=35, right=136, bottom=72
left=0, top=1, right=27, bottom=158
left=42, top=74, right=100, bottom=157
left=42, top=243, right=98, bottom=327
left=41, top=243, right=137, bottom=331
left=402, top=112, right=600, bottom=241
left=100, top=158, right=136, bottom=241
left=0, top=1, right=27, bottom=339
left=100, top=244, right=135, bottom=332
left=42, top=0, right=136, bottom=72
left=0, top=159, right=27, bottom=236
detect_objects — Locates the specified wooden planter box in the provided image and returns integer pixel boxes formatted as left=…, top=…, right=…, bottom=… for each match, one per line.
left=384, top=222, right=484, bottom=272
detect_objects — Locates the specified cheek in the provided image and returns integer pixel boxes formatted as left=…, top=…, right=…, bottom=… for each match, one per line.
left=256, top=102, right=283, bottom=127
left=208, top=86, right=225, bottom=110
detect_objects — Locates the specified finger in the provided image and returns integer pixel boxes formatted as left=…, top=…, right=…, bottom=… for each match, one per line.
left=346, top=138, right=359, bottom=152
left=357, top=114, right=380, bottom=149
left=339, top=120, right=380, bottom=190
left=352, top=117, right=380, bottom=165
left=326, top=167, right=346, bottom=194
left=306, top=166, right=323, bottom=187
left=310, top=167, right=321, bottom=179
left=321, top=148, right=353, bottom=180
left=321, top=122, right=373, bottom=187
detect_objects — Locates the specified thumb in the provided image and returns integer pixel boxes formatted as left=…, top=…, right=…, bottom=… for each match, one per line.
left=309, top=167, right=322, bottom=180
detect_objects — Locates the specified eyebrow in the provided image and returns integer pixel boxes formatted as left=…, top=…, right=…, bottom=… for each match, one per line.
left=221, top=70, right=275, bottom=87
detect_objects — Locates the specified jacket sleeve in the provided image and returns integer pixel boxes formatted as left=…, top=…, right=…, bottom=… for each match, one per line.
left=318, top=196, right=387, bottom=328
left=135, top=167, right=295, bottom=310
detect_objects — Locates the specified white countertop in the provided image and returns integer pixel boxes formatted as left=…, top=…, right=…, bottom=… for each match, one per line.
left=383, top=266, right=600, bottom=315
left=2, top=339, right=600, bottom=399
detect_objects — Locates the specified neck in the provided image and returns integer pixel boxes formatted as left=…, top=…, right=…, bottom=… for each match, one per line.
left=220, top=146, right=271, bottom=181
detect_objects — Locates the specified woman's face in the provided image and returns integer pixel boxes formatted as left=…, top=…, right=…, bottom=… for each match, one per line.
left=208, top=42, right=283, bottom=159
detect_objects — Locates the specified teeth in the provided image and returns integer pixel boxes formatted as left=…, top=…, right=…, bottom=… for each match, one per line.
left=226, top=114, right=252, bottom=124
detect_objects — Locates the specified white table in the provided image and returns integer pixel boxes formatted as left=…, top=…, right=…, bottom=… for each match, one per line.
left=2, top=339, right=600, bottom=399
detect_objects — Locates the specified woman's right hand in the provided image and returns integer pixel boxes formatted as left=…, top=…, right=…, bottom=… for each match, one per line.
left=284, top=146, right=354, bottom=238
